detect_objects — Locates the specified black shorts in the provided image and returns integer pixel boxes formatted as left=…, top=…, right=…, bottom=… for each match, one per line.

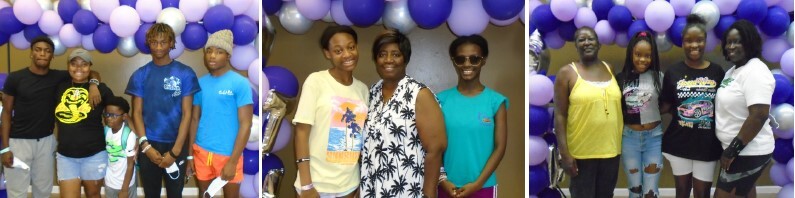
left=716, top=154, right=772, bottom=196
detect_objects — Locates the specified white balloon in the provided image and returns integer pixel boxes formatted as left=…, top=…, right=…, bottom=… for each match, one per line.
left=613, top=0, right=625, bottom=6
left=691, top=1, right=720, bottom=30
left=656, top=33, right=673, bottom=52
left=278, top=2, right=313, bottom=34
left=50, top=36, right=66, bottom=56
left=773, top=104, right=795, bottom=132
left=208, top=0, right=223, bottom=7
left=53, top=0, right=59, bottom=13
left=383, top=0, right=416, bottom=34
left=38, top=0, right=52, bottom=10
left=117, top=37, right=139, bottom=57
left=156, top=8, right=186, bottom=35
left=79, top=0, right=91, bottom=11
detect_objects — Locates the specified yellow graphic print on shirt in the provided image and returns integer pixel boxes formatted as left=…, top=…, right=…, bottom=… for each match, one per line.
left=55, top=87, right=92, bottom=124
left=327, top=96, right=366, bottom=165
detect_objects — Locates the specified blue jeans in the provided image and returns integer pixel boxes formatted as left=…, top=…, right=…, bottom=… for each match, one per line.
left=56, top=151, right=109, bottom=181
left=621, top=125, right=663, bottom=198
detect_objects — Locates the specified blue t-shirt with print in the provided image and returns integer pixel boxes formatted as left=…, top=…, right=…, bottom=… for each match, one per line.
left=193, top=71, right=253, bottom=156
left=437, top=87, right=508, bottom=188
left=125, top=60, right=200, bottom=143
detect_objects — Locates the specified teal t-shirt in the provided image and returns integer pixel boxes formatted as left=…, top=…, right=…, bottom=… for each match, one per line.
left=437, top=87, right=508, bottom=188
left=193, top=71, right=253, bottom=156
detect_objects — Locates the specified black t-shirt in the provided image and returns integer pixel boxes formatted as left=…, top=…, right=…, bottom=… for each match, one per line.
left=55, top=82, right=114, bottom=158
left=3, top=68, right=70, bottom=139
left=661, top=61, right=725, bottom=161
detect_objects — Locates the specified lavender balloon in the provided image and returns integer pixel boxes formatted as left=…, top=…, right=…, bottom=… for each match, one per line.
left=168, top=36, right=184, bottom=59
left=705, top=31, right=719, bottom=53
left=490, top=15, right=519, bottom=26
left=10, top=32, right=29, bottom=50
left=763, top=39, right=790, bottom=63
left=645, top=1, right=675, bottom=32
left=136, top=0, right=162, bottom=22
left=90, top=0, right=119, bottom=23
left=39, top=10, right=63, bottom=36
left=594, top=20, right=615, bottom=45
left=778, top=0, right=793, bottom=12
left=13, top=0, right=43, bottom=25
left=59, top=24, right=81, bottom=47
left=296, top=0, right=330, bottom=20
left=529, top=74, right=554, bottom=106
left=248, top=58, right=261, bottom=86
left=231, top=45, right=258, bottom=70
left=448, top=0, right=489, bottom=36
left=781, top=48, right=793, bottom=77
left=528, top=136, right=549, bottom=166
left=81, top=34, right=94, bottom=50
left=625, top=0, right=651, bottom=19
left=550, top=0, right=578, bottom=21
left=110, top=6, right=140, bottom=38
left=670, top=0, right=695, bottom=16
left=179, top=0, right=208, bottom=22
left=272, top=120, right=292, bottom=152
left=224, top=0, right=253, bottom=15
left=788, top=159, right=794, bottom=181
left=714, top=0, right=741, bottom=15
left=574, top=7, right=597, bottom=28
left=615, top=31, right=628, bottom=47
left=771, top=162, right=790, bottom=186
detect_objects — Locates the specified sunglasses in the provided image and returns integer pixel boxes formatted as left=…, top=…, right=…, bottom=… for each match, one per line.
left=451, top=55, right=484, bottom=66
left=102, top=113, right=123, bottom=118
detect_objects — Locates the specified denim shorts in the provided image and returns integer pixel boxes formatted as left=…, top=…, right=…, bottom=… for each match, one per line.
left=56, top=151, right=108, bottom=181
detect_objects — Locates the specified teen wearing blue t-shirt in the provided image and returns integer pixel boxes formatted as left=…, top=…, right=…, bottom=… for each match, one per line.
left=125, top=23, right=200, bottom=197
left=187, top=30, right=253, bottom=197
left=437, top=35, right=508, bottom=198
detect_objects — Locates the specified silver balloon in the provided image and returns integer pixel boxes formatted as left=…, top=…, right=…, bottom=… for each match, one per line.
left=383, top=0, right=416, bottom=34
left=547, top=134, right=564, bottom=187
left=772, top=104, right=794, bottom=132
left=117, top=37, right=139, bottom=57
left=208, top=0, right=223, bottom=7
left=691, top=1, right=719, bottom=30
left=38, top=0, right=52, bottom=10
left=278, top=2, right=313, bottom=35
left=787, top=22, right=793, bottom=47
left=321, top=11, right=334, bottom=23
left=262, top=90, right=290, bottom=154
left=79, top=0, right=90, bottom=11
left=656, top=33, right=673, bottom=52
left=262, top=167, right=284, bottom=198
left=578, top=0, right=593, bottom=8
left=264, top=15, right=276, bottom=62
left=156, top=8, right=186, bottom=35
left=613, top=0, right=625, bottom=6
left=53, top=0, right=59, bottom=13
left=50, top=36, right=66, bottom=56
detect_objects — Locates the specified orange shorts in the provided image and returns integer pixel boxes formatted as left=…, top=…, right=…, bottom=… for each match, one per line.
left=192, top=144, right=244, bottom=183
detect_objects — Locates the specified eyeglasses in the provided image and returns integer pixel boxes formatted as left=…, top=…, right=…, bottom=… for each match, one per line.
left=103, top=113, right=123, bottom=118
left=451, top=55, right=484, bottom=66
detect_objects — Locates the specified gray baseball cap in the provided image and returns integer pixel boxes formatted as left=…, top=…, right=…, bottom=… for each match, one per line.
left=68, top=49, right=92, bottom=63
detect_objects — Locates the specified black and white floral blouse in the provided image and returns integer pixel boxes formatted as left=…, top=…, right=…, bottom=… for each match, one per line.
left=360, top=76, right=431, bottom=198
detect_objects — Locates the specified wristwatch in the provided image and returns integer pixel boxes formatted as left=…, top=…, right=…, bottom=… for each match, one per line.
left=89, top=79, right=100, bottom=86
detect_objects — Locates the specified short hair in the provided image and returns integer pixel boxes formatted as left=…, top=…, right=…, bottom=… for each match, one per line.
left=106, top=96, right=130, bottom=114
left=683, top=14, right=707, bottom=38
left=372, top=29, right=412, bottom=63
left=574, top=27, right=599, bottom=45
left=448, top=34, right=489, bottom=58
left=319, top=26, right=357, bottom=50
left=146, top=23, right=176, bottom=43
left=721, top=20, right=762, bottom=60
left=30, top=36, right=54, bottom=51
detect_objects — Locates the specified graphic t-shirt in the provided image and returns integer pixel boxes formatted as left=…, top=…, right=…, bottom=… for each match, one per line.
left=661, top=61, right=725, bottom=161
left=55, top=82, right=114, bottom=158
left=438, top=87, right=508, bottom=188
left=3, top=69, right=70, bottom=139
left=617, top=71, right=663, bottom=125
left=292, top=70, right=368, bottom=193
left=716, top=58, right=775, bottom=156
left=125, top=60, right=200, bottom=143
left=105, top=124, right=137, bottom=189
left=194, top=71, right=253, bottom=156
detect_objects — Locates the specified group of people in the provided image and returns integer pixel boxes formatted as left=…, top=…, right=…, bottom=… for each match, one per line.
left=292, top=26, right=509, bottom=198
left=1, top=23, right=253, bottom=198
left=554, top=14, right=777, bottom=198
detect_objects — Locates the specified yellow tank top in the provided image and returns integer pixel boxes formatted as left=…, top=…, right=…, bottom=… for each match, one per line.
left=566, top=62, right=623, bottom=159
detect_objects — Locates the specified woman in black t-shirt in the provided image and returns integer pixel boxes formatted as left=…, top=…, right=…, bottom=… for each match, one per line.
left=54, top=49, right=114, bottom=198
left=660, top=14, right=725, bottom=198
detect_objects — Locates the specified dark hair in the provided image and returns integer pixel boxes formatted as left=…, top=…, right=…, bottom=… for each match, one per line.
left=721, top=20, right=762, bottom=61
left=372, top=29, right=412, bottom=63
left=683, top=14, right=707, bottom=38
left=319, top=26, right=357, bottom=50
left=619, top=31, right=662, bottom=93
left=30, top=36, right=54, bottom=51
left=146, top=23, right=176, bottom=43
left=106, top=96, right=130, bottom=113
left=448, top=34, right=489, bottom=58
left=574, top=27, right=599, bottom=45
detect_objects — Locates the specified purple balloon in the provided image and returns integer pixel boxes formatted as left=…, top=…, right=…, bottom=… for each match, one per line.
left=625, top=0, right=652, bottom=19
left=528, top=136, right=548, bottom=166
left=595, top=20, right=615, bottom=45
left=668, top=16, right=687, bottom=47
left=232, top=15, right=258, bottom=45
left=121, top=0, right=138, bottom=7
left=447, top=0, right=489, bottom=36
left=59, top=24, right=82, bottom=48
left=627, top=20, right=650, bottom=40
left=408, top=0, right=452, bottom=29
left=272, top=121, right=292, bottom=152
left=93, top=24, right=119, bottom=54
left=607, top=5, right=632, bottom=32
left=264, top=0, right=283, bottom=15
left=0, top=8, right=25, bottom=35
left=263, top=66, right=299, bottom=98
left=705, top=31, right=719, bottom=53
left=135, top=23, right=153, bottom=54
left=773, top=138, right=794, bottom=163
left=763, top=38, right=790, bottom=63
left=574, top=7, right=597, bottom=28
left=242, top=149, right=259, bottom=174
left=781, top=48, right=793, bottom=77
left=343, top=0, right=384, bottom=27
left=542, top=30, right=565, bottom=49
left=615, top=31, right=629, bottom=47
left=714, top=0, right=741, bottom=15
left=136, top=0, right=163, bottom=23
left=330, top=0, right=352, bottom=25
left=58, top=0, right=81, bottom=23
left=760, top=6, right=789, bottom=37
left=161, top=0, right=180, bottom=8
left=296, top=0, right=330, bottom=20
left=23, top=24, right=45, bottom=42
left=527, top=0, right=542, bottom=20
left=778, top=0, right=794, bottom=12
left=671, top=0, right=695, bottom=16
left=252, top=87, right=259, bottom=115
left=181, top=23, right=207, bottom=50
left=483, top=0, right=524, bottom=21
left=72, top=9, right=99, bottom=35
left=550, top=0, right=577, bottom=22
left=0, top=32, right=8, bottom=46
left=532, top=5, right=560, bottom=33
left=262, top=153, right=284, bottom=173
left=788, top=159, right=794, bottom=181
left=771, top=162, right=790, bottom=186
left=558, top=21, right=577, bottom=42
left=490, top=15, right=519, bottom=26
left=737, top=0, right=768, bottom=24
left=529, top=164, right=549, bottom=195
left=179, top=0, right=208, bottom=22
left=645, top=1, right=675, bottom=32
left=529, top=74, right=554, bottom=106
left=529, top=105, right=550, bottom=136
left=204, top=5, right=235, bottom=33
left=714, top=15, right=736, bottom=38
left=774, top=126, right=794, bottom=139
left=591, top=0, right=614, bottom=20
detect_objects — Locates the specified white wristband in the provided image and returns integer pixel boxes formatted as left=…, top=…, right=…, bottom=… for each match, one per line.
left=300, top=183, right=314, bottom=191
left=138, top=136, right=148, bottom=144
